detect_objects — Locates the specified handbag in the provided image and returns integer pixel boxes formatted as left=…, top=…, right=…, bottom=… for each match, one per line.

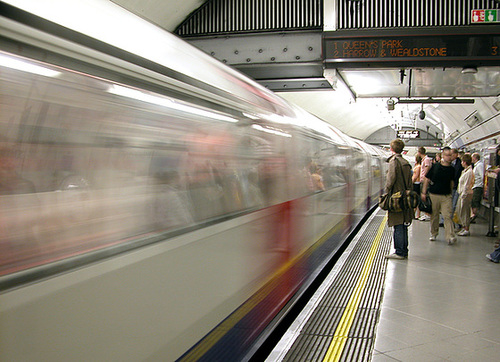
left=419, top=196, right=432, bottom=214
left=379, top=158, right=420, bottom=212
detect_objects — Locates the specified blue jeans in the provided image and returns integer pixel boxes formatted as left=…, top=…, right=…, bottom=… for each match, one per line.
left=394, top=224, right=409, bottom=257
left=490, top=246, right=500, bottom=263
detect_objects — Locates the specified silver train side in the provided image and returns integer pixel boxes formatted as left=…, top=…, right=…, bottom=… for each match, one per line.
left=0, top=1, right=388, bottom=360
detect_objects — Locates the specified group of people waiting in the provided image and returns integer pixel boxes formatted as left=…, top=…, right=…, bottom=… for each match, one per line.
left=412, top=146, right=484, bottom=239
left=383, top=140, right=486, bottom=260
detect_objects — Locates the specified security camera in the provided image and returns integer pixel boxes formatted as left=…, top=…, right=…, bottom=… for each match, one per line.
left=387, top=99, right=395, bottom=111
left=418, top=110, right=426, bottom=120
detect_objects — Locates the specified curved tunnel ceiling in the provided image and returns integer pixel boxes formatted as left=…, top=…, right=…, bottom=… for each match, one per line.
left=111, top=0, right=500, bottom=149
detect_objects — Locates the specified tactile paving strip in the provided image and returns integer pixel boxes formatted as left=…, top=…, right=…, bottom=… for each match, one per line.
left=282, top=212, right=392, bottom=361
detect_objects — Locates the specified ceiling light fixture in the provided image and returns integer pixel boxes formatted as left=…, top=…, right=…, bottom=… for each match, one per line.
left=418, top=104, right=426, bottom=120
left=461, top=66, right=478, bottom=74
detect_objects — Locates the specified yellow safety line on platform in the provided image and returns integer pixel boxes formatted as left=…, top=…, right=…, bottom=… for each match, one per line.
left=323, top=216, right=387, bottom=362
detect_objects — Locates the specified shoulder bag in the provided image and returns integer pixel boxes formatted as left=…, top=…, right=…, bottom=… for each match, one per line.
left=379, top=158, right=420, bottom=212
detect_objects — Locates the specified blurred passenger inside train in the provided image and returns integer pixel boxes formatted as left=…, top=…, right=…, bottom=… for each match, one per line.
left=456, top=153, right=474, bottom=236
left=0, top=141, right=35, bottom=195
left=417, top=146, right=432, bottom=221
left=422, top=147, right=456, bottom=245
left=246, top=171, right=264, bottom=207
left=153, top=171, right=194, bottom=230
left=384, top=138, right=413, bottom=260
left=471, top=152, right=484, bottom=222
left=412, top=154, right=422, bottom=219
left=309, top=163, right=325, bottom=192
left=0, top=140, right=38, bottom=250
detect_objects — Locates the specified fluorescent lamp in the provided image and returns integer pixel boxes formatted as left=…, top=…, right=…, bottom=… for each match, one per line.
left=0, top=53, right=60, bottom=77
left=108, top=84, right=238, bottom=123
left=252, top=124, right=291, bottom=138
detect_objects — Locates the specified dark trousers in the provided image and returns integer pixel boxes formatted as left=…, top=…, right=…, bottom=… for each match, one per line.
left=394, top=224, right=409, bottom=257
left=490, top=246, right=500, bottom=262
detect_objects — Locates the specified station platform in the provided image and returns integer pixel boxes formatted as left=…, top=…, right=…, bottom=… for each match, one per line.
left=267, top=209, right=500, bottom=361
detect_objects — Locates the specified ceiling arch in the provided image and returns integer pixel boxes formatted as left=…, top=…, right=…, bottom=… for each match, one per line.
left=111, top=0, right=500, bottom=148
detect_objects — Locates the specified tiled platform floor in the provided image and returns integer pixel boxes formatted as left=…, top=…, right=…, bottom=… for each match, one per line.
left=373, top=216, right=500, bottom=361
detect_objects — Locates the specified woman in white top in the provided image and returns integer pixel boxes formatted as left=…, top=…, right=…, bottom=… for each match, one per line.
left=456, top=153, right=474, bottom=236
left=412, top=154, right=422, bottom=219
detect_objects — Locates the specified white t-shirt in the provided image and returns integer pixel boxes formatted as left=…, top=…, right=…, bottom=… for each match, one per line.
left=473, top=161, right=484, bottom=189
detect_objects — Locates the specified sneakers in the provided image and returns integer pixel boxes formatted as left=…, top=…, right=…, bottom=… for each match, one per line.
left=419, top=215, right=431, bottom=221
left=429, top=235, right=437, bottom=241
left=486, top=254, right=499, bottom=263
left=385, top=253, right=406, bottom=260
left=457, top=229, right=470, bottom=236
left=448, top=237, right=457, bottom=245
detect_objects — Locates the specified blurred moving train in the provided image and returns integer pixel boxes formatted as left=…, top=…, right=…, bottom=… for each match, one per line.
left=0, top=0, right=388, bottom=360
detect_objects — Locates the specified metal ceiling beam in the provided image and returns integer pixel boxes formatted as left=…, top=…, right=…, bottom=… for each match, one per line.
left=185, top=32, right=326, bottom=91
left=397, top=98, right=475, bottom=104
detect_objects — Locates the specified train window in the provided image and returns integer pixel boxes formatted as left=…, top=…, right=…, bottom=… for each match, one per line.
left=0, top=53, right=296, bottom=278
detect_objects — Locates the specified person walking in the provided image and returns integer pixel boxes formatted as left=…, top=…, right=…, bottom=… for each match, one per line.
left=421, top=147, right=457, bottom=245
left=384, top=139, right=413, bottom=260
left=451, top=148, right=464, bottom=225
left=413, top=154, right=422, bottom=219
left=456, top=154, right=474, bottom=236
left=417, top=147, right=432, bottom=221
left=471, top=153, right=484, bottom=222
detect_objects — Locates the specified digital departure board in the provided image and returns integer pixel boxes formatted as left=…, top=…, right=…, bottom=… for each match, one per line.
left=324, top=33, right=500, bottom=66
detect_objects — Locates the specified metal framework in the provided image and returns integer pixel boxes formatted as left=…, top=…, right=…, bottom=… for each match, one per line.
left=175, top=0, right=323, bottom=37
left=337, top=0, right=500, bottom=29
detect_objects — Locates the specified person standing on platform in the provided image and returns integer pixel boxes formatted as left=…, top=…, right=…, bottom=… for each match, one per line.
left=384, top=139, right=413, bottom=260
left=486, top=246, right=500, bottom=263
left=422, top=147, right=457, bottom=245
left=451, top=148, right=463, bottom=225
left=417, top=146, right=432, bottom=221
left=471, top=153, right=484, bottom=222
left=412, top=154, right=422, bottom=219
left=456, top=154, right=474, bottom=236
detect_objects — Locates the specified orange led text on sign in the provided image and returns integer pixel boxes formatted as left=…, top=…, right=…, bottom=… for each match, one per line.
left=332, top=39, right=447, bottom=58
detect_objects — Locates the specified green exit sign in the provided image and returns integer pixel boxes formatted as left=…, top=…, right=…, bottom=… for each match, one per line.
left=472, top=9, right=500, bottom=23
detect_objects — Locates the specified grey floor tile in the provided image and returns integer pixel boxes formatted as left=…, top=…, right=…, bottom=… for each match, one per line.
left=385, top=346, right=448, bottom=362
left=417, top=338, right=475, bottom=360
left=473, top=345, right=500, bottom=361
left=373, top=218, right=500, bottom=362
left=473, top=327, right=500, bottom=344
left=373, top=334, right=410, bottom=353
left=448, top=333, right=500, bottom=352
left=371, top=351, right=402, bottom=361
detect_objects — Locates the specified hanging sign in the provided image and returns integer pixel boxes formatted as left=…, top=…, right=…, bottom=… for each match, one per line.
left=397, top=130, right=420, bottom=139
left=323, top=33, right=500, bottom=67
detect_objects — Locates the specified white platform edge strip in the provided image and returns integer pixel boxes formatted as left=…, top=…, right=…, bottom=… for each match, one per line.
left=265, top=211, right=382, bottom=362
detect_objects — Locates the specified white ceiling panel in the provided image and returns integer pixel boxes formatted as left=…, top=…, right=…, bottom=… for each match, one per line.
left=111, top=0, right=204, bottom=31
left=340, top=69, right=410, bottom=98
